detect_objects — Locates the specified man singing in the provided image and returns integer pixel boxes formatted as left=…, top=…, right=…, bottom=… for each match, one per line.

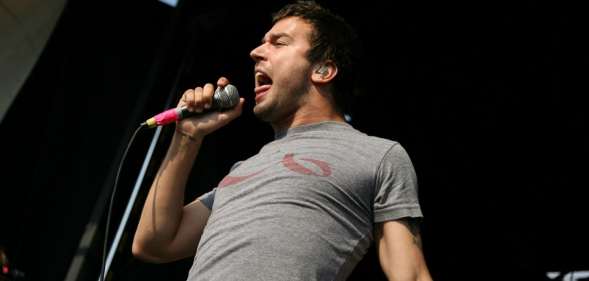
left=132, top=1, right=432, bottom=280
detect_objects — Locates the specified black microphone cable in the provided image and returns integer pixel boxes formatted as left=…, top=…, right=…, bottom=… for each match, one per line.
left=97, top=85, right=238, bottom=281
left=99, top=123, right=146, bottom=281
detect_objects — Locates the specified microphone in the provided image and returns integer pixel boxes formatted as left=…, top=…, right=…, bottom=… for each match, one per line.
left=143, top=84, right=239, bottom=128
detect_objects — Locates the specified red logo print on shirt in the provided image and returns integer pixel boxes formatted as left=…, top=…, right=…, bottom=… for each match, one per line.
left=218, top=170, right=265, bottom=188
left=281, top=153, right=332, bottom=177
left=218, top=153, right=332, bottom=188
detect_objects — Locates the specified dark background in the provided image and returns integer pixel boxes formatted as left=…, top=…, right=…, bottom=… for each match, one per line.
left=1, top=0, right=587, bottom=281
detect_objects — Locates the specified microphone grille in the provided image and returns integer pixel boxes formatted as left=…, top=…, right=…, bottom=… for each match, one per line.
left=214, top=84, right=240, bottom=109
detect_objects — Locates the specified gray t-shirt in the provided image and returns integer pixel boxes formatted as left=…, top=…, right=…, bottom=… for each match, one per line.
left=188, top=121, right=422, bottom=281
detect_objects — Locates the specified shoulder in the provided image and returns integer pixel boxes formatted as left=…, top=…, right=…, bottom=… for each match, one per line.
left=229, top=161, right=243, bottom=171
left=346, top=126, right=401, bottom=155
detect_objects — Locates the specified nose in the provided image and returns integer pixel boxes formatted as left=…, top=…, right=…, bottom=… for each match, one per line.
left=250, top=44, right=265, bottom=62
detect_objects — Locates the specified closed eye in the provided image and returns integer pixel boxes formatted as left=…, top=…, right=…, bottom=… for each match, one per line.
left=262, top=33, right=292, bottom=47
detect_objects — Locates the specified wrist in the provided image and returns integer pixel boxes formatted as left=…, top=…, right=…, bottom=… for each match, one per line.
left=175, top=127, right=202, bottom=143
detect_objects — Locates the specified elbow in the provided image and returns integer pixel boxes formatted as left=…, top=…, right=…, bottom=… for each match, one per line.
left=131, top=240, right=169, bottom=264
left=388, top=274, right=431, bottom=281
left=384, top=265, right=432, bottom=281
left=131, top=241, right=148, bottom=260
left=400, top=271, right=433, bottom=281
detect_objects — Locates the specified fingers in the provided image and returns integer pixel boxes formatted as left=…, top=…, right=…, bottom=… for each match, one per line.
left=217, top=77, right=229, bottom=88
left=180, top=88, right=194, bottom=108
left=180, top=77, right=230, bottom=112
left=194, top=87, right=203, bottom=112
left=202, top=83, right=214, bottom=109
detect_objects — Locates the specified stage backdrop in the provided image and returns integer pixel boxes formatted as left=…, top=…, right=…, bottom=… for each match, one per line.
left=1, top=1, right=587, bottom=281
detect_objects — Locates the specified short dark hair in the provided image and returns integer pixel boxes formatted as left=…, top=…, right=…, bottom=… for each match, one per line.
left=272, top=1, right=360, bottom=113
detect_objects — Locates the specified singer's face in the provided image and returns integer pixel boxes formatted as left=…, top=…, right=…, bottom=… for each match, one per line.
left=250, top=17, right=314, bottom=124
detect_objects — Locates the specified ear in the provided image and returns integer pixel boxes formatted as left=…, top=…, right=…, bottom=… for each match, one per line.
left=311, top=61, right=338, bottom=84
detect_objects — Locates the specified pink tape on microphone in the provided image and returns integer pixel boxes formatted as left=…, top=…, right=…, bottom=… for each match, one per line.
left=154, top=108, right=180, bottom=126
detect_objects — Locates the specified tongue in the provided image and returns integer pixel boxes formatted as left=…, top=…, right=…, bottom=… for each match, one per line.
left=255, top=84, right=271, bottom=94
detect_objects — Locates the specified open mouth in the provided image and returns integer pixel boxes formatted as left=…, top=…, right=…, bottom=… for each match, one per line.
left=255, top=71, right=273, bottom=88
left=254, top=71, right=273, bottom=101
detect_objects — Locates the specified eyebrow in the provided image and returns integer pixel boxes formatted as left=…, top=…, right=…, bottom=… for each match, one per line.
left=261, top=32, right=293, bottom=44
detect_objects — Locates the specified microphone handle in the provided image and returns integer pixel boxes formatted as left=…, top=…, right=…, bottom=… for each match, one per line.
left=143, top=84, right=239, bottom=128
left=143, top=106, right=216, bottom=128
left=178, top=103, right=223, bottom=119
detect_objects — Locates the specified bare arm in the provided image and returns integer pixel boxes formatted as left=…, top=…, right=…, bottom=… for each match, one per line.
left=132, top=78, right=244, bottom=263
left=132, top=132, right=209, bottom=263
left=375, top=219, right=433, bottom=281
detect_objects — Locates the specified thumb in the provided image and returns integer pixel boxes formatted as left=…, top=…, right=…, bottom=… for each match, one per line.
left=217, top=98, right=245, bottom=122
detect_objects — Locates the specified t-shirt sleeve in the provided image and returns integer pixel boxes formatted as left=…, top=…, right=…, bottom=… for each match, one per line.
left=198, top=188, right=217, bottom=209
left=373, top=143, right=423, bottom=223
left=197, top=161, right=243, bottom=210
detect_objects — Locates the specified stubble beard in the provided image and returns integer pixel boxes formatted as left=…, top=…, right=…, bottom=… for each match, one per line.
left=253, top=80, right=311, bottom=124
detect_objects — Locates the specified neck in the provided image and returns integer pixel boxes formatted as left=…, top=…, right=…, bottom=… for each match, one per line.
left=270, top=86, right=345, bottom=132
left=270, top=108, right=345, bottom=133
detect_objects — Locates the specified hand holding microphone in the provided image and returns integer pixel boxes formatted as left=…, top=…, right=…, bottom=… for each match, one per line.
left=143, top=77, right=244, bottom=138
